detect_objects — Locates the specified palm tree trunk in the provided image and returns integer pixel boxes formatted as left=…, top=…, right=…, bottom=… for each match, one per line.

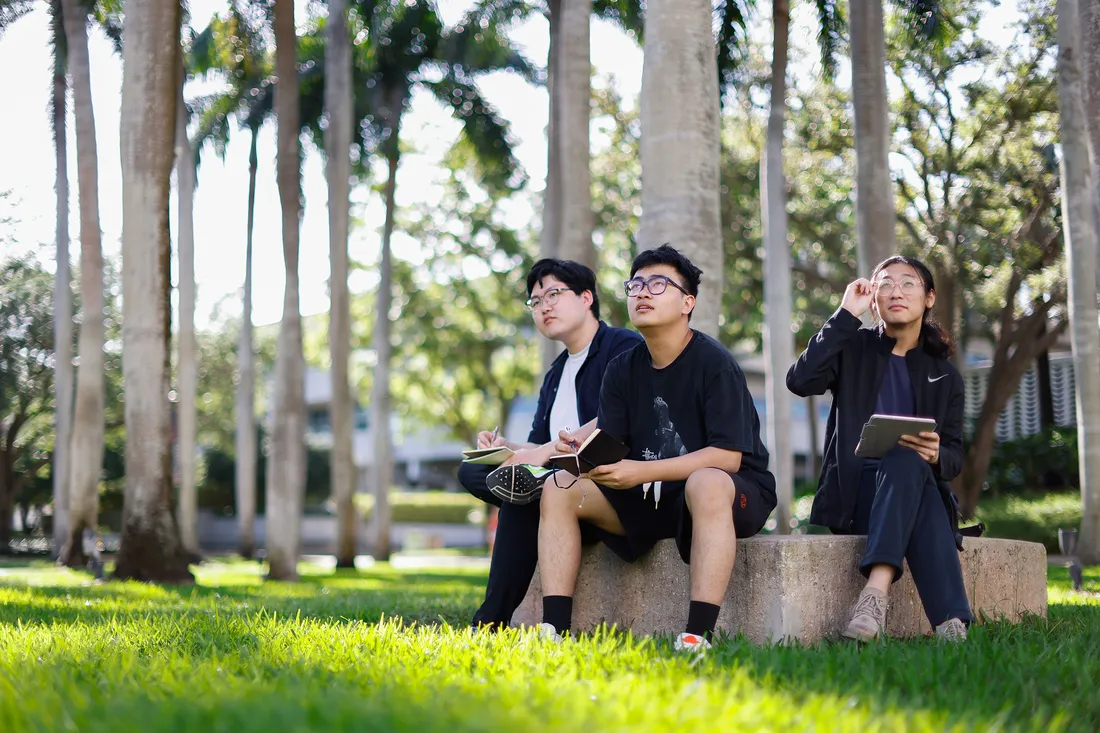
left=114, top=0, right=193, bottom=583
left=1057, top=0, right=1100, bottom=564
left=1080, top=0, right=1100, bottom=286
left=326, top=0, right=356, bottom=568
left=637, top=0, right=723, bottom=337
left=371, top=149, right=398, bottom=563
left=762, top=0, right=793, bottom=534
left=540, top=0, right=561, bottom=261
left=236, top=125, right=259, bottom=560
left=266, top=0, right=306, bottom=581
left=51, top=46, right=73, bottom=557
left=554, top=0, right=595, bottom=270
left=59, top=0, right=104, bottom=569
left=175, top=79, right=199, bottom=557
left=849, top=0, right=895, bottom=275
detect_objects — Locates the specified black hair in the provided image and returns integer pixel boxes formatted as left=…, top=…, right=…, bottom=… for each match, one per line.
left=525, top=258, right=600, bottom=320
left=870, top=255, right=955, bottom=360
left=630, top=244, right=703, bottom=294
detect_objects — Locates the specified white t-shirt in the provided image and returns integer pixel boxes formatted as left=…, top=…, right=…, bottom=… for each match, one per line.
left=548, top=344, right=590, bottom=440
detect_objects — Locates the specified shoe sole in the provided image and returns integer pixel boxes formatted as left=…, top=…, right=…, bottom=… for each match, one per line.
left=486, top=465, right=546, bottom=505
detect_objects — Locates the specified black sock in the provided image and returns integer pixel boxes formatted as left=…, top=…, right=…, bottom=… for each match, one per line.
left=542, top=595, right=573, bottom=633
left=685, top=601, right=721, bottom=638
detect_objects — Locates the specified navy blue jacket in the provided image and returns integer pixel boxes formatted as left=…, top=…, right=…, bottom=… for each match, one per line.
left=786, top=308, right=966, bottom=542
left=527, top=321, right=642, bottom=445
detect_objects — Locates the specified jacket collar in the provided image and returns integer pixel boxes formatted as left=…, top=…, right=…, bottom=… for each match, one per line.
left=872, top=323, right=926, bottom=358
left=550, top=319, right=607, bottom=370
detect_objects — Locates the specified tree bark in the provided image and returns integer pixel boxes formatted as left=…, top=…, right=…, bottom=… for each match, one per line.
left=849, top=0, right=895, bottom=275
left=540, top=0, right=561, bottom=262
left=371, top=150, right=398, bottom=562
left=762, top=0, right=794, bottom=534
left=554, top=0, right=595, bottom=270
left=60, top=0, right=104, bottom=569
left=114, top=0, right=193, bottom=583
left=235, top=125, right=259, bottom=559
left=326, top=0, right=356, bottom=569
left=51, top=50, right=73, bottom=557
left=175, top=75, right=199, bottom=557
left=638, top=0, right=723, bottom=337
left=1079, top=0, right=1100, bottom=286
left=266, top=0, right=307, bottom=580
left=1057, top=0, right=1100, bottom=563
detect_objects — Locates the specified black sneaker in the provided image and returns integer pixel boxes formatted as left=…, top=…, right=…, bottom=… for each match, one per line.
left=486, top=464, right=553, bottom=505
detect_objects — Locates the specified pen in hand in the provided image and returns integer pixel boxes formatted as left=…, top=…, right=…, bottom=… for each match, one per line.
left=490, top=425, right=499, bottom=445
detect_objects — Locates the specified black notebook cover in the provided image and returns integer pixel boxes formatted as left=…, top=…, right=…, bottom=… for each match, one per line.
left=547, top=429, right=630, bottom=474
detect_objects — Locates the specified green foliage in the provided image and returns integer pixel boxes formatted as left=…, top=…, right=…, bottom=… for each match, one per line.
left=983, top=427, right=1080, bottom=495
left=355, top=491, right=485, bottom=525
left=197, top=434, right=334, bottom=516
left=376, top=142, right=539, bottom=445
left=976, top=491, right=1083, bottom=554
left=0, top=561, right=1096, bottom=731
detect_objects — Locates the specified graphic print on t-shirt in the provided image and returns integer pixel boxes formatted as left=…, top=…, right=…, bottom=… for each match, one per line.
left=640, top=396, right=688, bottom=507
left=652, top=396, right=688, bottom=460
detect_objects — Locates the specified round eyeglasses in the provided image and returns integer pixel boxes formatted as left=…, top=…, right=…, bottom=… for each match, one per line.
left=525, top=287, right=571, bottom=311
left=876, top=278, right=922, bottom=295
left=623, top=275, right=691, bottom=298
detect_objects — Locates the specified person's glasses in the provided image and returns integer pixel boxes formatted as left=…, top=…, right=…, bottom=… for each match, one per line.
left=876, top=278, right=922, bottom=295
left=624, top=275, right=690, bottom=298
left=525, top=287, right=571, bottom=311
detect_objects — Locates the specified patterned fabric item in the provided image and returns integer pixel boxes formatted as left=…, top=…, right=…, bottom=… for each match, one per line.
left=486, top=464, right=554, bottom=505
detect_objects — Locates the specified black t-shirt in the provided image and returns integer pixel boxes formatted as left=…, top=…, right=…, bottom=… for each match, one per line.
left=597, top=330, right=775, bottom=497
left=874, top=354, right=916, bottom=416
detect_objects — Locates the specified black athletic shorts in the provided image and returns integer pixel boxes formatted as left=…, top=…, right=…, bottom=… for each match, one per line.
left=580, top=470, right=775, bottom=563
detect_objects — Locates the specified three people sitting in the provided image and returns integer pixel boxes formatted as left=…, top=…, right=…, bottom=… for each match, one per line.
left=463, top=248, right=971, bottom=647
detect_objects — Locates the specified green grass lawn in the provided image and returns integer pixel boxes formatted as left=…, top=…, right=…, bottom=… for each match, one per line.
left=0, top=559, right=1097, bottom=732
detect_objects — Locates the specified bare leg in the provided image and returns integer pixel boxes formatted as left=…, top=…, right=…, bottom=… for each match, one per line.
left=684, top=468, right=739, bottom=604
left=865, top=564, right=894, bottom=595
left=537, top=476, right=625, bottom=597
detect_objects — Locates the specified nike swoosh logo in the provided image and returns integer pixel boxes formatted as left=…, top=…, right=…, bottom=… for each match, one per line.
left=928, top=374, right=948, bottom=383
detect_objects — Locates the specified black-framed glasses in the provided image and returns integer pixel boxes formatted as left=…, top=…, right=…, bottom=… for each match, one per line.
left=525, top=287, right=572, bottom=311
left=624, top=275, right=690, bottom=298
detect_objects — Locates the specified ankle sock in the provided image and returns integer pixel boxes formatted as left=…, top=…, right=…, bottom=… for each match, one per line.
left=685, top=600, right=721, bottom=639
left=542, top=595, right=573, bottom=633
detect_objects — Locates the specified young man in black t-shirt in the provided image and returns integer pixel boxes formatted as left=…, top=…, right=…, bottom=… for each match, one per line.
left=537, top=245, right=776, bottom=651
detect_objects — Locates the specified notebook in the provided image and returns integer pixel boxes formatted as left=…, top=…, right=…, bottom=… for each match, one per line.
left=461, top=446, right=515, bottom=466
left=547, top=429, right=630, bottom=474
left=854, top=414, right=938, bottom=458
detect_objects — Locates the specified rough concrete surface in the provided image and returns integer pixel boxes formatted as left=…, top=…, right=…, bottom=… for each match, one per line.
left=510, top=535, right=1047, bottom=644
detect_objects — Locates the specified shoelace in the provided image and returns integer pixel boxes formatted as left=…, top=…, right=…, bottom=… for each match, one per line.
left=853, top=591, right=887, bottom=620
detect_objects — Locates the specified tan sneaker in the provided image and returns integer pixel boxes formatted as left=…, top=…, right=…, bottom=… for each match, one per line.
left=842, top=587, right=888, bottom=642
left=934, top=618, right=968, bottom=643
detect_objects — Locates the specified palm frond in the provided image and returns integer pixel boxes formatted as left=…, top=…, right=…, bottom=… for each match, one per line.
left=0, top=0, right=36, bottom=39
left=443, top=8, right=541, bottom=84
left=813, top=0, right=844, bottom=81
left=896, top=0, right=948, bottom=45
left=424, top=76, right=524, bottom=193
left=93, top=0, right=123, bottom=54
left=593, top=0, right=643, bottom=41
left=714, top=0, right=754, bottom=100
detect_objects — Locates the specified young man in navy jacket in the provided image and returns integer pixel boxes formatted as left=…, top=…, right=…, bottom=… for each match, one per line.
left=459, top=259, right=641, bottom=629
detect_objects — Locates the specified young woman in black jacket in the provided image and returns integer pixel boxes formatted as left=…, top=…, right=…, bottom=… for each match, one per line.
left=787, top=255, right=971, bottom=642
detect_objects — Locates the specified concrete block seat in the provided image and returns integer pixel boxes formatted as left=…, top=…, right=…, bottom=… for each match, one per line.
left=510, top=535, right=1047, bottom=644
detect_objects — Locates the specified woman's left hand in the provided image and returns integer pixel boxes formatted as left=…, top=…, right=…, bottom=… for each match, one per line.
left=899, top=431, right=940, bottom=464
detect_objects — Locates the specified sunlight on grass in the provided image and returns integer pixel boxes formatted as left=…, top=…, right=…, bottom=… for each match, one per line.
left=0, top=557, right=1096, bottom=732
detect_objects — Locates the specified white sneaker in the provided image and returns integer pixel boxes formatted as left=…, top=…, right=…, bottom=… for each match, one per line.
left=934, top=618, right=968, bottom=643
left=674, top=632, right=712, bottom=652
left=538, top=622, right=563, bottom=643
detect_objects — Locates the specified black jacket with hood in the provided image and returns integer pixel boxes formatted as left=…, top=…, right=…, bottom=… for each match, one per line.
left=786, top=307, right=966, bottom=547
